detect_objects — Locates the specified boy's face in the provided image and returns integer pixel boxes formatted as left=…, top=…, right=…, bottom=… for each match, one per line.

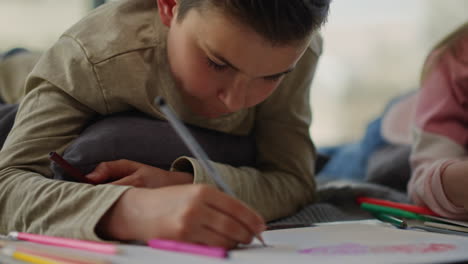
left=164, top=5, right=309, bottom=118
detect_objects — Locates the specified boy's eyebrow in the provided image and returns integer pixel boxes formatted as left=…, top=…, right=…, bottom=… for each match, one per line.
left=207, top=47, right=295, bottom=78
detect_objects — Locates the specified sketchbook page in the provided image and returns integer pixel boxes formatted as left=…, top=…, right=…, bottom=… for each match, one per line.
left=3, top=222, right=467, bottom=264
left=108, top=222, right=468, bottom=264
left=231, top=223, right=468, bottom=264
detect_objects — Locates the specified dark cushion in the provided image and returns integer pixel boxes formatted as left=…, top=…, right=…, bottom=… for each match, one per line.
left=51, top=112, right=257, bottom=181
left=365, top=144, right=411, bottom=192
left=0, top=103, right=18, bottom=150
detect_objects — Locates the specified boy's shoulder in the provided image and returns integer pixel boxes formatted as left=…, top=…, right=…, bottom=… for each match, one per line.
left=61, top=0, right=164, bottom=64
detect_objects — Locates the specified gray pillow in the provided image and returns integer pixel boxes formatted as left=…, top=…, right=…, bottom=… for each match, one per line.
left=51, top=112, right=256, bottom=182
left=0, top=103, right=18, bottom=150
left=365, top=144, right=411, bottom=192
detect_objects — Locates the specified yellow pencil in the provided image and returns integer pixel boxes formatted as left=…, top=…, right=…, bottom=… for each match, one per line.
left=2, top=247, right=67, bottom=264
left=18, top=246, right=110, bottom=264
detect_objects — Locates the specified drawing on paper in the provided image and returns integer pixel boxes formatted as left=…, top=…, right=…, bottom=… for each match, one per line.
left=298, top=243, right=456, bottom=256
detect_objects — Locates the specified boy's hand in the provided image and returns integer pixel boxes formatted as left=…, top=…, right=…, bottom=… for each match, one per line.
left=97, top=185, right=266, bottom=249
left=86, top=160, right=193, bottom=188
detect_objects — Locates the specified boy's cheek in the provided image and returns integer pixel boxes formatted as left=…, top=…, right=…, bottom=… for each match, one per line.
left=181, top=71, right=214, bottom=98
left=184, top=65, right=221, bottom=95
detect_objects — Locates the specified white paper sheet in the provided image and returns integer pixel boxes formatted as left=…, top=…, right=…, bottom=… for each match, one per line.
left=4, top=221, right=468, bottom=264
left=113, top=221, right=468, bottom=264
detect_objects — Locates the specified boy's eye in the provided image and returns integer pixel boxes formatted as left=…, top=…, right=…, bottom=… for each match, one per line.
left=263, top=74, right=283, bottom=82
left=206, top=58, right=228, bottom=72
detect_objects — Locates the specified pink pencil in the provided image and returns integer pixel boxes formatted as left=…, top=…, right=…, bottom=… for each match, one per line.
left=148, top=239, right=227, bottom=259
left=8, top=232, right=118, bottom=255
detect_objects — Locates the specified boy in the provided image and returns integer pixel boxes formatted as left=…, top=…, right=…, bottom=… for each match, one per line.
left=0, top=0, right=330, bottom=248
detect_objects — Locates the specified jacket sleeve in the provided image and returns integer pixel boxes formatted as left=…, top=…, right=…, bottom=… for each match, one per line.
left=408, top=40, right=468, bottom=219
left=171, top=43, right=320, bottom=221
left=0, top=36, right=131, bottom=240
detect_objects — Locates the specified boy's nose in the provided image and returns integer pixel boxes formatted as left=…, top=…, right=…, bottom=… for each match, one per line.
left=218, top=75, right=250, bottom=112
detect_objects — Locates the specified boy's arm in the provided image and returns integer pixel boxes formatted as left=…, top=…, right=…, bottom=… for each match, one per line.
left=0, top=82, right=131, bottom=239
left=0, top=80, right=263, bottom=244
left=171, top=46, right=319, bottom=221
left=0, top=37, right=132, bottom=240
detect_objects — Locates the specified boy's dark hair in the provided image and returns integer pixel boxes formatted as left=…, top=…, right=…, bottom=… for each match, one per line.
left=177, top=0, right=331, bottom=45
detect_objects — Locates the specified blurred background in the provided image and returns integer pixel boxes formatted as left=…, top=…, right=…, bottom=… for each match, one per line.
left=312, top=0, right=468, bottom=147
left=0, top=0, right=467, bottom=147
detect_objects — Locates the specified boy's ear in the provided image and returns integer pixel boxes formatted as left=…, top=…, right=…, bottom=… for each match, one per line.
left=157, top=0, right=179, bottom=27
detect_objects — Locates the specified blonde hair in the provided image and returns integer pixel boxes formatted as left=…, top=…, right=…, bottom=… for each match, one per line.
left=421, top=22, right=468, bottom=83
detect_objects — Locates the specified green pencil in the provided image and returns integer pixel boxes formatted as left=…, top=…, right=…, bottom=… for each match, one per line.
left=361, top=202, right=431, bottom=221
left=374, top=213, right=407, bottom=229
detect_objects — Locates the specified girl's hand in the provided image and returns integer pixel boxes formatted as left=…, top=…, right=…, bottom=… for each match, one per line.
left=86, top=159, right=193, bottom=188
left=97, top=185, right=266, bottom=249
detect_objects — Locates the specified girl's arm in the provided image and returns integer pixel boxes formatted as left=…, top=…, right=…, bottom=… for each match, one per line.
left=409, top=36, right=468, bottom=219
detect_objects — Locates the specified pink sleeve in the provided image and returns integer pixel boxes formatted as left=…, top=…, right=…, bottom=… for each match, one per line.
left=409, top=36, right=468, bottom=219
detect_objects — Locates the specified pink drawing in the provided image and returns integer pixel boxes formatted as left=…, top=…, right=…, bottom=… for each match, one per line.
left=299, top=243, right=456, bottom=256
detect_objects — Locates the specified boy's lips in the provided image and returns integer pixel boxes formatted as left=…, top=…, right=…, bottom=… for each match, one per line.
left=183, top=99, right=230, bottom=118
left=193, top=105, right=232, bottom=118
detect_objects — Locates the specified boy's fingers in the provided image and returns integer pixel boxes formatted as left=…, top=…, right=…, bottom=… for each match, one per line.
left=86, top=159, right=142, bottom=182
left=200, top=204, right=253, bottom=244
left=186, top=224, right=238, bottom=249
left=200, top=188, right=266, bottom=236
left=109, top=174, right=144, bottom=187
left=196, top=227, right=238, bottom=249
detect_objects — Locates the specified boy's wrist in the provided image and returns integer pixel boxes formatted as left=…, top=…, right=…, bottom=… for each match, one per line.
left=167, top=171, right=194, bottom=185
left=96, top=188, right=141, bottom=241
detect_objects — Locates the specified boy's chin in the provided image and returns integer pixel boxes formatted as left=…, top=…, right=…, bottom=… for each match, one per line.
left=191, top=107, right=232, bottom=119
left=197, top=111, right=230, bottom=119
